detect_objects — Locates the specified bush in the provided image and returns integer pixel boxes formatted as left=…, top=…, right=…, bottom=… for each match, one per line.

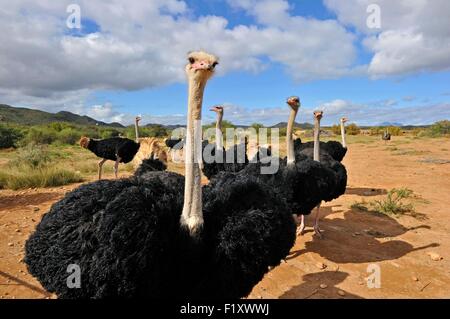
left=100, top=129, right=121, bottom=139
left=24, top=127, right=57, bottom=145
left=331, top=124, right=341, bottom=135
left=346, top=123, right=361, bottom=135
left=9, top=143, right=51, bottom=169
left=388, top=126, right=403, bottom=136
left=57, top=128, right=83, bottom=145
left=331, top=123, right=359, bottom=135
left=0, top=124, right=23, bottom=148
left=0, top=166, right=83, bottom=190
left=428, top=120, right=450, bottom=137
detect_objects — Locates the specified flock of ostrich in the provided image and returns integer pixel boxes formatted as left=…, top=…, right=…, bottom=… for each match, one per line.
left=24, top=51, right=353, bottom=299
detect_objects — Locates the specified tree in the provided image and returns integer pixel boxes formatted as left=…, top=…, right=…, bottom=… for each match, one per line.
left=0, top=125, right=23, bottom=148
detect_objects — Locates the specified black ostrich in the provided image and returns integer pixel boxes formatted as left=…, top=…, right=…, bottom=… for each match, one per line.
left=80, top=117, right=141, bottom=180
left=223, top=97, right=339, bottom=242
left=296, top=110, right=347, bottom=238
left=382, top=129, right=391, bottom=143
left=293, top=116, right=349, bottom=162
left=25, top=51, right=296, bottom=299
left=201, top=105, right=253, bottom=180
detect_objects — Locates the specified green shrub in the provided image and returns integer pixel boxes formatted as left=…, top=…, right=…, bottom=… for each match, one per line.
left=346, top=123, right=361, bottom=135
left=388, top=126, right=403, bottom=136
left=24, top=127, right=57, bottom=145
left=428, top=120, right=450, bottom=137
left=0, top=166, right=83, bottom=190
left=0, top=124, right=23, bottom=148
left=372, top=188, right=415, bottom=216
left=57, top=128, right=83, bottom=145
left=100, top=129, right=121, bottom=139
left=9, top=143, right=51, bottom=169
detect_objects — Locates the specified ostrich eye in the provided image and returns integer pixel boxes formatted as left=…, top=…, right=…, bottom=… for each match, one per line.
left=188, top=57, right=195, bottom=64
left=212, top=62, right=219, bottom=68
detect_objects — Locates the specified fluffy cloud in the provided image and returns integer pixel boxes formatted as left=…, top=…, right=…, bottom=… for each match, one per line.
left=324, top=0, right=450, bottom=77
left=0, top=0, right=359, bottom=109
left=316, top=99, right=450, bottom=126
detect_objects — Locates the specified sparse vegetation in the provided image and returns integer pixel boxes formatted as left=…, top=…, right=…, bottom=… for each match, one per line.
left=0, top=167, right=83, bottom=190
left=370, top=126, right=403, bottom=136
left=332, top=123, right=360, bottom=135
left=352, top=188, right=427, bottom=220
left=372, top=188, right=415, bottom=216
left=0, top=143, right=83, bottom=190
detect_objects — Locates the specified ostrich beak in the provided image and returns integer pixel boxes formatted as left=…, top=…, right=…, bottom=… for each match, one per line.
left=192, top=60, right=216, bottom=71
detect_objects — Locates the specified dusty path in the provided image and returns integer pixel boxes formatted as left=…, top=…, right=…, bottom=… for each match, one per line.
left=1, top=137, right=449, bottom=299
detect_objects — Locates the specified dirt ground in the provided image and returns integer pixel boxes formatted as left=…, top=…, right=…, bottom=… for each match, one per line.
left=1, top=136, right=450, bottom=299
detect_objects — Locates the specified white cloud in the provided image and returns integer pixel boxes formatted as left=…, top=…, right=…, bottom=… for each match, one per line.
left=0, top=0, right=360, bottom=112
left=324, top=0, right=450, bottom=77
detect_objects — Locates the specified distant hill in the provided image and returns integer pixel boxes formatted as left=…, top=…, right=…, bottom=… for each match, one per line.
left=0, top=104, right=124, bottom=128
left=379, top=122, right=404, bottom=127
left=270, top=122, right=314, bottom=129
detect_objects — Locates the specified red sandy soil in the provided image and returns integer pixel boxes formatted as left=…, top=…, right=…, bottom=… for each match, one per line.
left=1, top=137, right=450, bottom=299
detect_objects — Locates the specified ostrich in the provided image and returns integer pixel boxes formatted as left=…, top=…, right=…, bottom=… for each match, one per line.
left=229, top=97, right=337, bottom=241
left=132, top=116, right=168, bottom=169
left=382, top=129, right=391, bottom=143
left=294, top=115, right=349, bottom=162
left=25, top=51, right=296, bottom=299
left=297, top=111, right=348, bottom=238
left=202, top=105, right=261, bottom=180
left=79, top=135, right=140, bottom=180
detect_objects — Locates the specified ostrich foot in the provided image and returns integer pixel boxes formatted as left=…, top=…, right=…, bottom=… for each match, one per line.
left=314, top=225, right=323, bottom=239
left=296, top=224, right=306, bottom=236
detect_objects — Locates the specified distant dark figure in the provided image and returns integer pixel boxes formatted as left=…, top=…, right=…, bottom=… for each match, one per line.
left=382, top=130, right=391, bottom=143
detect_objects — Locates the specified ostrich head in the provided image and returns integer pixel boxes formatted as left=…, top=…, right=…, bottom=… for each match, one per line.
left=79, top=136, right=90, bottom=149
left=135, top=116, right=142, bottom=123
left=186, top=51, right=219, bottom=85
left=287, top=96, right=300, bottom=110
left=314, top=110, right=323, bottom=121
left=340, top=117, right=348, bottom=123
left=210, top=105, right=224, bottom=114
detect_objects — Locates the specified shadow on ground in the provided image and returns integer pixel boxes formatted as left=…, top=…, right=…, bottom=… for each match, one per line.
left=292, top=206, right=438, bottom=264
left=280, top=271, right=362, bottom=299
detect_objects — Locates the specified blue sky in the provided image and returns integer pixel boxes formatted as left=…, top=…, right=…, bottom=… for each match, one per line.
left=1, top=0, right=450, bottom=126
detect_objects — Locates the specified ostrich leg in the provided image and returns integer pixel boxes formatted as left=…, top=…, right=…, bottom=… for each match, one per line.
left=313, top=111, right=324, bottom=239
left=114, top=157, right=121, bottom=179
left=296, top=214, right=306, bottom=236
left=313, top=203, right=323, bottom=239
left=98, top=158, right=106, bottom=180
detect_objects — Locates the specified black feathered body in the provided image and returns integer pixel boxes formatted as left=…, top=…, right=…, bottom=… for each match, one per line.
left=294, top=138, right=347, bottom=162
left=165, top=138, right=184, bottom=149
left=25, top=158, right=296, bottom=299
left=236, top=153, right=337, bottom=216
left=298, top=147, right=347, bottom=202
left=202, top=142, right=249, bottom=180
left=87, top=137, right=140, bottom=163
